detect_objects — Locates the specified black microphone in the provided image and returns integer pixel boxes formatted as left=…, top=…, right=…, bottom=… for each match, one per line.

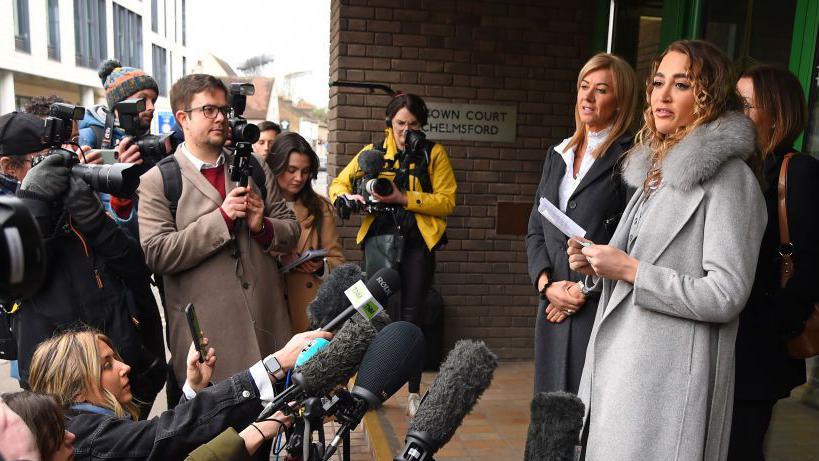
left=524, top=391, right=585, bottom=461
left=256, top=315, right=377, bottom=421
left=307, top=263, right=366, bottom=329
left=319, top=267, right=399, bottom=332
left=323, top=321, right=425, bottom=460
left=394, top=340, right=498, bottom=461
left=358, top=149, right=385, bottom=177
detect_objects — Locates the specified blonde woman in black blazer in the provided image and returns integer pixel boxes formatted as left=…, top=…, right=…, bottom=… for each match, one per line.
left=526, top=53, right=638, bottom=394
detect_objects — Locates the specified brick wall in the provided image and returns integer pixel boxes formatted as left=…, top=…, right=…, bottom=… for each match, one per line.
left=328, top=0, right=595, bottom=360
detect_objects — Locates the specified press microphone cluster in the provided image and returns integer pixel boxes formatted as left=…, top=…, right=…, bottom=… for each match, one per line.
left=322, top=321, right=425, bottom=460
left=394, top=340, right=498, bottom=461
left=256, top=315, right=376, bottom=421
left=307, top=264, right=398, bottom=332
left=523, top=392, right=584, bottom=461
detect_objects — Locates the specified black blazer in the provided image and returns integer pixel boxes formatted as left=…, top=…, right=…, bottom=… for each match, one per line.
left=66, top=370, right=262, bottom=461
left=526, top=134, right=633, bottom=394
left=734, top=151, right=819, bottom=401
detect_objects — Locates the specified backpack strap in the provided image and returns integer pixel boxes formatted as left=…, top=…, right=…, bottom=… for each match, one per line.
left=249, top=155, right=268, bottom=203
left=157, top=155, right=182, bottom=221
left=778, top=152, right=796, bottom=288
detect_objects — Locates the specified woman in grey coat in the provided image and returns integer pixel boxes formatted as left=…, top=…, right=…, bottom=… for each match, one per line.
left=568, top=40, right=766, bottom=461
left=526, top=53, right=639, bottom=394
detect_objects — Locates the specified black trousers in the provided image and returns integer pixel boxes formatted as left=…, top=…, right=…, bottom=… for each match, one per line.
left=398, top=233, right=435, bottom=393
left=727, top=399, right=776, bottom=461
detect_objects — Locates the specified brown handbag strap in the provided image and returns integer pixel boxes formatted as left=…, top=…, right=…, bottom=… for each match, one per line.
left=778, top=153, right=796, bottom=284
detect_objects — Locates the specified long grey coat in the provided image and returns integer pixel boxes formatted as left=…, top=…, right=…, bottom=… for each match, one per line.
left=578, top=113, right=766, bottom=461
left=138, top=147, right=300, bottom=383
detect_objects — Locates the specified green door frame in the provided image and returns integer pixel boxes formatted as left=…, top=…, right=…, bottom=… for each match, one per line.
left=789, top=0, right=819, bottom=149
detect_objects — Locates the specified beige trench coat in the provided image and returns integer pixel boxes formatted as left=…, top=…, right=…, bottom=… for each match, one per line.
left=284, top=198, right=345, bottom=332
left=138, top=146, right=300, bottom=383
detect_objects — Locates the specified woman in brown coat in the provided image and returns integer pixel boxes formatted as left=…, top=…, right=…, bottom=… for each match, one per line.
left=267, top=132, right=345, bottom=331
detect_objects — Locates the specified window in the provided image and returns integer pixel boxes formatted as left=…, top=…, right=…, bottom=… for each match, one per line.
left=47, top=0, right=60, bottom=60
left=74, top=0, right=107, bottom=68
left=13, top=0, right=31, bottom=53
left=114, top=4, right=143, bottom=67
left=152, top=45, right=168, bottom=96
left=151, top=0, right=158, bottom=32
left=181, top=0, right=187, bottom=45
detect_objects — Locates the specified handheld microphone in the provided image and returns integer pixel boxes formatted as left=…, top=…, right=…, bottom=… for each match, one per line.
left=523, top=392, right=585, bottom=461
left=307, top=263, right=366, bottom=329
left=323, top=321, right=425, bottom=461
left=394, top=340, right=498, bottom=461
left=294, top=338, right=330, bottom=368
left=256, top=315, right=377, bottom=421
left=319, top=267, right=399, bottom=332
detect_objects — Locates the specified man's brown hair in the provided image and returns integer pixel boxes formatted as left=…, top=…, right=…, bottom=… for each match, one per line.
left=170, top=74, right=228, bottom=114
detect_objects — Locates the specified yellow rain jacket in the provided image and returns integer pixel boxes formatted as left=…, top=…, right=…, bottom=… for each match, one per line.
left=329, top=128, right=457, bottom=250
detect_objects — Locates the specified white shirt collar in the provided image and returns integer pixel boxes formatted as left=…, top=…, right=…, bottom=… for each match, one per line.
left=554, top=126, right=613, bottom=156
left=180, top=142, right=225, bottom=170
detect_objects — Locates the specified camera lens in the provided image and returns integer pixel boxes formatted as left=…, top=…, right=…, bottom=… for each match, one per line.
left=70, top=163, right=141, bottom=198
left=365, top=178, right=392, bottom=196
left=230, top=119, right=260, bottom=144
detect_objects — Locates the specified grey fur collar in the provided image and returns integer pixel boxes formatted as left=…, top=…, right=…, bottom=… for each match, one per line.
left=622, top=111, right=756, bottom=191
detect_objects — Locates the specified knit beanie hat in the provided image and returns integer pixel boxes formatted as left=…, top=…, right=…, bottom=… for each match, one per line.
left=98, top=59, right=159, bottom=109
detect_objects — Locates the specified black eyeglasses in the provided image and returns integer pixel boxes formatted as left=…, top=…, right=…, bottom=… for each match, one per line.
left=183, top=104, right=231, bottom=119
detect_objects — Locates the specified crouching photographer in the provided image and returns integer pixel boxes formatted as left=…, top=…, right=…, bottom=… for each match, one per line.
left=328, top=93, right=457, bottom=417
left=3, top=109, right=166, bottom=419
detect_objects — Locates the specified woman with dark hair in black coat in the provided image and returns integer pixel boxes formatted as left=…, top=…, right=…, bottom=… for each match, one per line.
left=526, top=53, right=638, bottom=394
left=729, top=65, right=819, bottom=461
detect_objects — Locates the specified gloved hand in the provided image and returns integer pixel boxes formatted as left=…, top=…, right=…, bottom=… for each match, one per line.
left=65, top=175, right=105, bottom=234
left=19, top=153, right=70, bottom=201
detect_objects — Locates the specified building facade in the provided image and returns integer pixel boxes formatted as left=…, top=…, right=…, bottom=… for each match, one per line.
left=2, top=0, right=191, bottom=128
left=328, top=0, right=819, bottom=360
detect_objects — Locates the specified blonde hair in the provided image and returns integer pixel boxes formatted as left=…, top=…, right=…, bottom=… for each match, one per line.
left=29, top=329, right=139, bottom=421
left=633, top=40, right=749, bottom=191
left=565, top=53, right=640, bottom=159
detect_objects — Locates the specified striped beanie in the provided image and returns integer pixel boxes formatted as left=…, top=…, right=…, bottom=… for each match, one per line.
left=97, top=59, right=159, bottom=109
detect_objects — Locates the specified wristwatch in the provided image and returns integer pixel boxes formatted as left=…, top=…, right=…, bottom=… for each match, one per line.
left=262, top=354, right=286, bottom=381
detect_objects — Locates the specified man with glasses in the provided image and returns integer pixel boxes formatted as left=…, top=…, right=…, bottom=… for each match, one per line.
left=137, top=74, right=300, bottom=396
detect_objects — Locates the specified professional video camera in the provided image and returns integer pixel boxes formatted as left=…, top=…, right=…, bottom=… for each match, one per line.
left=227, top=83, right=260, bottom=188
left=115, top=98, right=171, bottom=166
left=0, top=197, right=45, bottom=302
left=334, top=130, right=431, bottom=220
left=39, top=103, right=140, bottom=198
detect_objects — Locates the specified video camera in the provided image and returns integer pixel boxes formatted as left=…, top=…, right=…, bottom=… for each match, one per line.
left=334, top=147, right=397, bottom=220
left=227, top=83, right=260, bottom=187
left=115, top=98, right=171, bottom=167
left=39, top=103, right=140, bottom=198
left=0, top=197, right=45, bottom=302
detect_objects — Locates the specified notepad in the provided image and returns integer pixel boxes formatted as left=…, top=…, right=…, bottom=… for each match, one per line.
left=280, top=249, right=329, bottom=273
left=537, top=197, right=587, bottom=238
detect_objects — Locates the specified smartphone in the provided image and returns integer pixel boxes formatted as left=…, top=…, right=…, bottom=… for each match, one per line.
left=184, top=303, right=207, bottom=363
left=89, top=149, right=118, bottom=164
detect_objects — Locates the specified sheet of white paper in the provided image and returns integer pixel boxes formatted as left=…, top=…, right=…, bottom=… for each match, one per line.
left=538, top=197, right=587, bottom=238
left=280, top=248, right=329, bottom=273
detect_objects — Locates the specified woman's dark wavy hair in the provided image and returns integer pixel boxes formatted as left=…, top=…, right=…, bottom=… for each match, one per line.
left=2, top=391, right=66, bottom=459
left=385, top=93, right=429, bottom=126
left=265, top=132, right=326, bottom=220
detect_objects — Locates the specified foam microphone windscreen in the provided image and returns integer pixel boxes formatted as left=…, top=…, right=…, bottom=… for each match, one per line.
left=357, top=149, right=385, bottom=176
left=409, top=340, right=497, bottom=449
left=292, top=315, right=377, bottom=397
left=352, top=321, right=425, bottom=409
left=524, top=391, right=585, bottom=461
left=307, top=263, right=365, bottom=329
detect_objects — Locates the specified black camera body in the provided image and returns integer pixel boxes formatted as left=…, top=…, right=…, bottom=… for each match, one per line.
left=115, top=98, right=168, bottom=167
left=39, top=103, right=140, bottom=198
left=227, top=83, right=260, bottom=187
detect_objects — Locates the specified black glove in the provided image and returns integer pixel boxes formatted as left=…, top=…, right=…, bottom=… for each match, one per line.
left=65, top=176, right=105, bottom=234
left=19, top=152, right=70, bottom=201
